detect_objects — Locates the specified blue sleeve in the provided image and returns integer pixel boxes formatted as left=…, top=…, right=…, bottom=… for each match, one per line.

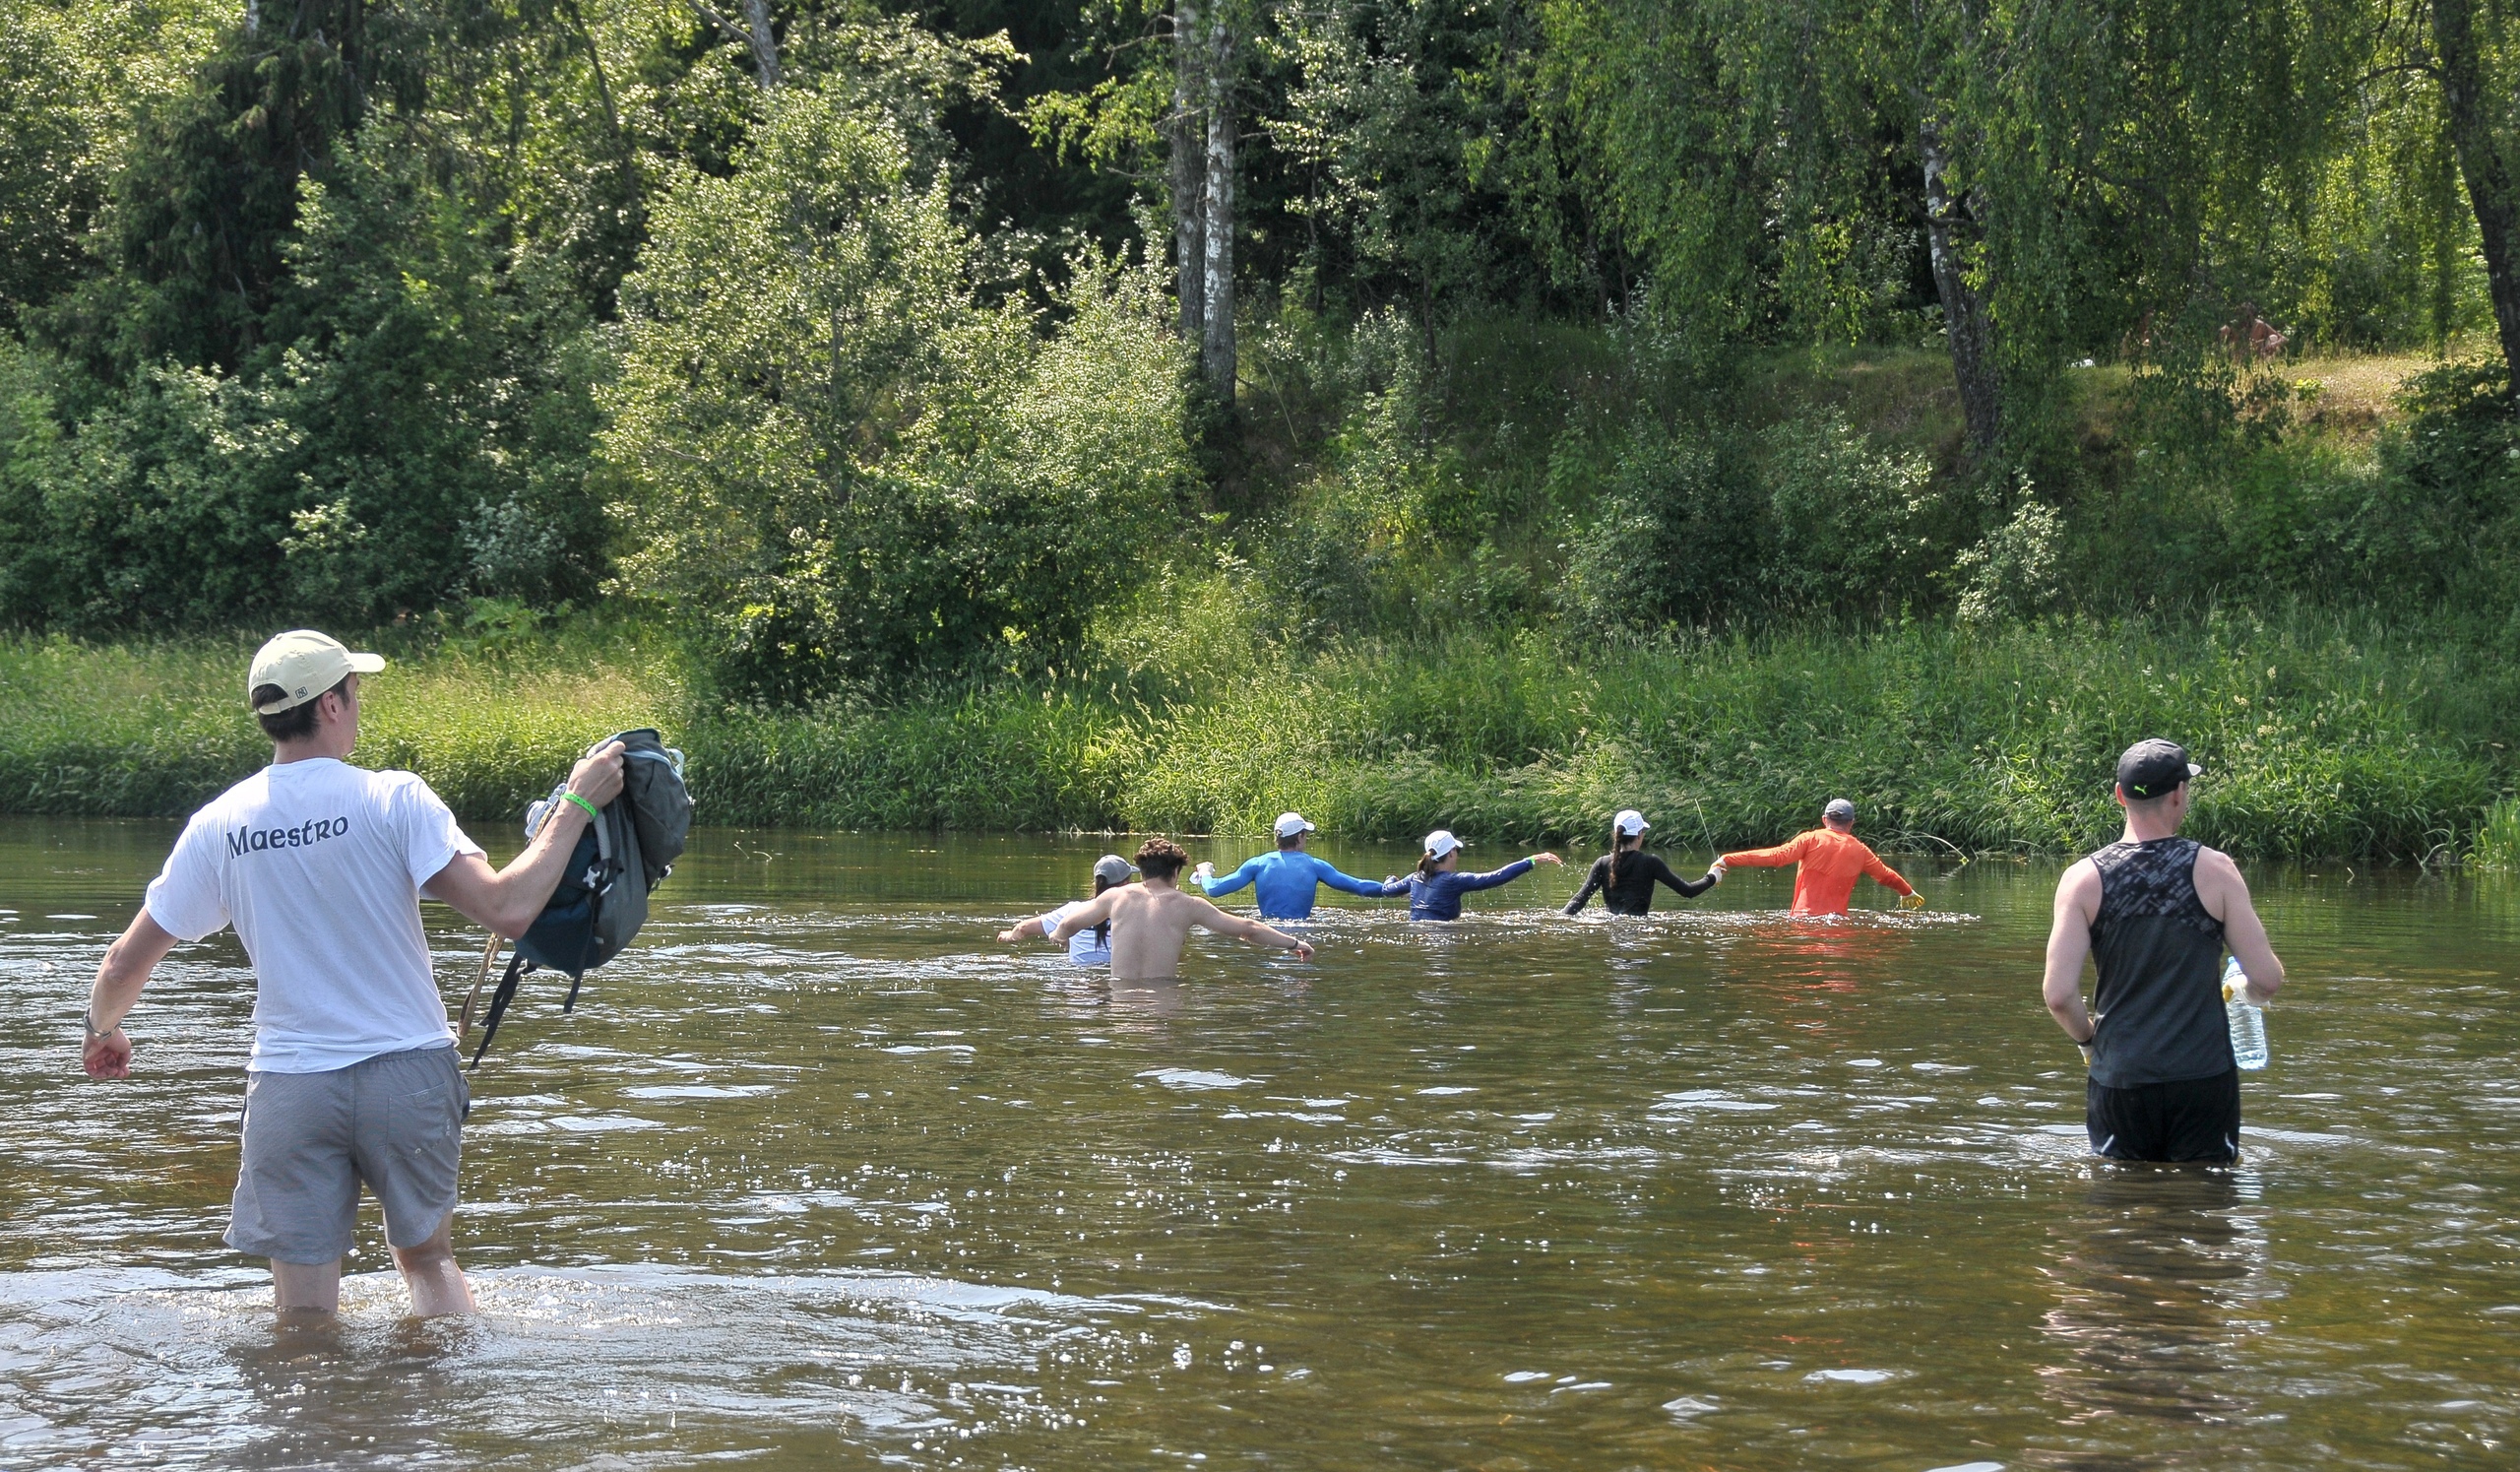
left=1305, top=854, right=1388, bottom=896
left=1457, top=859, right=1535, bottom=892
left=1202, top=856, right=1262, bottom=897
left=1377, top=875, right=1414, bottom=897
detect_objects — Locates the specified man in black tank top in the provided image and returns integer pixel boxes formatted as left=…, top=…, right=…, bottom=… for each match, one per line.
left=2041, top=739, right=2287, bottom=1162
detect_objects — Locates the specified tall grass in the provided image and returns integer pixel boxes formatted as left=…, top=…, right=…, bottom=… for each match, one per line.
left=0, top=631, right=675, bottom=822
left=2, top=609, right=2501, bottom=861
left=2473, top=797, right=2520, bottom=870
left=1109, top=613, right=2500, bottom=860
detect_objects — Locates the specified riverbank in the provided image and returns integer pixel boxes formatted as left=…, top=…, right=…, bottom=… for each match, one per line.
left=1, top=612, right=2504, bottom=861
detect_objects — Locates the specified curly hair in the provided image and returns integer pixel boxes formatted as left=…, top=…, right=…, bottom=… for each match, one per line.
left=1134, top=836, right=1189, bottom=880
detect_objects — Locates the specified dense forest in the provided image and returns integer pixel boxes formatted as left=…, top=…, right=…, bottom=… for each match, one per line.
left=5, top=0, right=2520, bottom=853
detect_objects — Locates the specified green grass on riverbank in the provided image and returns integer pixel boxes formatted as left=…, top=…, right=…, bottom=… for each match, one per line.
left=1, top=613, right=2506, bottom=861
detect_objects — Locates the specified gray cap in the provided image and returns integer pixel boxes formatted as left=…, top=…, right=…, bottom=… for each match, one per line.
left=1093, top=854, right=1137, bottom=884
left=1823, top=798, right=1856, bottom=822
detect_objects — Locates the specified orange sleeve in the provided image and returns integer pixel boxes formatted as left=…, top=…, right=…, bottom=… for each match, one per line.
left=1722, top=834, right=1809, bottom=868
left=1863, top=850, right=1914, bottom=895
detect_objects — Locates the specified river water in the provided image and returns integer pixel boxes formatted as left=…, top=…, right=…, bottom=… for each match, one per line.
left=2, top=818, right=2515, bottom=1469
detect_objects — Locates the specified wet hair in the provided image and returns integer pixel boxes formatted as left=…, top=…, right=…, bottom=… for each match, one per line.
left=252, top=675, right=348, bottom=743
left=1278, top=831, right=1303, bottom=850
left=1135, top=837, right=1189, bottom=881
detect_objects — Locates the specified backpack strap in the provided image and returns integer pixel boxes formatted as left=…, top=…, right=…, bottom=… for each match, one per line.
left=457, top=933, right=500, bottom=1038
left=469, top=949, right=529, bottom=1069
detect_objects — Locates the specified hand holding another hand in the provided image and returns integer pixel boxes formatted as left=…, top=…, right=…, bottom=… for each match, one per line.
left=1531, top=852, right=1563, bottom=866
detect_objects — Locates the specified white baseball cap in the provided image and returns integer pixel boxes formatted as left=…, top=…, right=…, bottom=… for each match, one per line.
left=1274, top=811, right=1316, bottom=839
left=1613, top=808, right=1649, bottom=836
left=1422, top=829, right=1464, bottom=860
left=1092, top=854, right=1138, bottom=884
left=248, top=629, right=385, bottom=714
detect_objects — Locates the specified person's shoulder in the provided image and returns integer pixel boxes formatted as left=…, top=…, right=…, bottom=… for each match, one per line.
left=2054, top=854, right=2103, bottom=893
left=2190, top=844, right=2243, bottom=879
left=364, top=767, right=452, bottom=806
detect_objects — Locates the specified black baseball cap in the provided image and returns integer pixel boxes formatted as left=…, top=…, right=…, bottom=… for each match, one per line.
left=2116, top=738, right=2201, bottom=800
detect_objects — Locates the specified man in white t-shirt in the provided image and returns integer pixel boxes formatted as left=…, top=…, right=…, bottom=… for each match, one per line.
left=81, top=629, right=625, bottom=1322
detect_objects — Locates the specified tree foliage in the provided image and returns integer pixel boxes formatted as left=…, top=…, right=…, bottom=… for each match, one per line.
left=3, top=0, right=2519, bottom=694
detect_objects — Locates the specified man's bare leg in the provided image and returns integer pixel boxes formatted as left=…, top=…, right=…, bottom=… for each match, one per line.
left=390, top=1213, right=476, bottom=1317
left=272, top=1256, right=343, bottom=1322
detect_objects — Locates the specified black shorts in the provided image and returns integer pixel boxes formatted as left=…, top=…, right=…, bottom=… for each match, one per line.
left=2085, top=1069, right=2241, bottom=1163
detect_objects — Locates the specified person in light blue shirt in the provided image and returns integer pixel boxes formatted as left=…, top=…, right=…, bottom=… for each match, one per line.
left=1379, top=828, right=1563, bottom=920
left=1194, top=812, right=1388, bottom=920
left=998, top=854, right=1136, bottom=966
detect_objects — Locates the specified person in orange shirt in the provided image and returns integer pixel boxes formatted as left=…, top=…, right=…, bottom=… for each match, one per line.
left=1716, top=799, right=1923, bottom=916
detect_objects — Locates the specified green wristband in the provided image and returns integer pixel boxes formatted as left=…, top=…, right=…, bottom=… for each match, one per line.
left=562, top=791, right=601, bottom=823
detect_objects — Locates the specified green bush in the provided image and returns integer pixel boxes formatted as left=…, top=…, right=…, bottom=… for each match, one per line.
left=0, top=125, right=610, bottom=633
left=1563, top=422, right=1767, bottom=629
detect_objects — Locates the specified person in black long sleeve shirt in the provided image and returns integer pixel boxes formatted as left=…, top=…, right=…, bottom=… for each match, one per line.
left=1563, top=809, right=1722, bottom=916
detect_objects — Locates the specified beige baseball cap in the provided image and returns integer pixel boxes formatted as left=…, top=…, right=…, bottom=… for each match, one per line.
left=247, top=629, right=385, bottom=714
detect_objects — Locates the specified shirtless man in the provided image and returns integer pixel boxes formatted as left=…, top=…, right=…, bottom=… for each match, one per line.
left=1051, top=838, right=1314, bottom=980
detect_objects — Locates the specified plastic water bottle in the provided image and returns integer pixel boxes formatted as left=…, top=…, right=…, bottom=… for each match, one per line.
left=2223, top=956, right=2269, bottom=1070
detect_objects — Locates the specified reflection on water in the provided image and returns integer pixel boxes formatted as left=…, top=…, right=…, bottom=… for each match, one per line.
left=2035, top=1168, right=2263, bottom=1442
left=3, top=819, right=2518, bottom=1468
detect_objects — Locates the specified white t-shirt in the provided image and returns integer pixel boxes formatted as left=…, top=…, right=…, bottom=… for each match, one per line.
left=1042, top=902, right=1111, bottom=967
left=146, top=758, right=483, bottom=1073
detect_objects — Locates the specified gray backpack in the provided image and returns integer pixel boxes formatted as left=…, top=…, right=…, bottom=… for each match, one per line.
left=465, top=730, right=692, bottom=1066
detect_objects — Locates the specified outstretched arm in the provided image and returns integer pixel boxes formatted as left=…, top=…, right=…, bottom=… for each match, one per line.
left=2043, top=861, right=2102, bottom=1044
left=997, top=911, right=1062, bottom=945
left=1306, top=856, right=1389, bottom=897
left=1201, top=857, right=1262, bottom=898
left=82, top=911, right=182, bottom=1078
left=1191, top=898, right=1315, bottom=962
left=1647, top=854, right=1717, bottom=899
left=1720, top=835, right=1808, bottom=868
left=1456, top=857, right=1543, bottom=893
left=1049, top=889, right=1122, bottom=943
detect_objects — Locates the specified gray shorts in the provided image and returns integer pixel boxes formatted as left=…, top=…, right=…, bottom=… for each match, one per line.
left=227, top=1045, right=469, bottom=1264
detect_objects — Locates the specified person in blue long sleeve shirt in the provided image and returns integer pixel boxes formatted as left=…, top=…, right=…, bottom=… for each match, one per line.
left=1196, top=812, right=1388, bottom=920
left=1379, top=828, right=1562, bottom=920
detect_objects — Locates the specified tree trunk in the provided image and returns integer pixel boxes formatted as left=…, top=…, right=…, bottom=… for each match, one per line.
left=740, top=0, right=781, bottom=90
left=1200, top=15, right=1236, bottom=406
left=1921, top=114, right=2001, bottom=458
left=1171, top=0, right=1206, bottom=346
left=2433, top=0, right=2520, bottom=393
left=247, top=0, right=260, bottom=35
